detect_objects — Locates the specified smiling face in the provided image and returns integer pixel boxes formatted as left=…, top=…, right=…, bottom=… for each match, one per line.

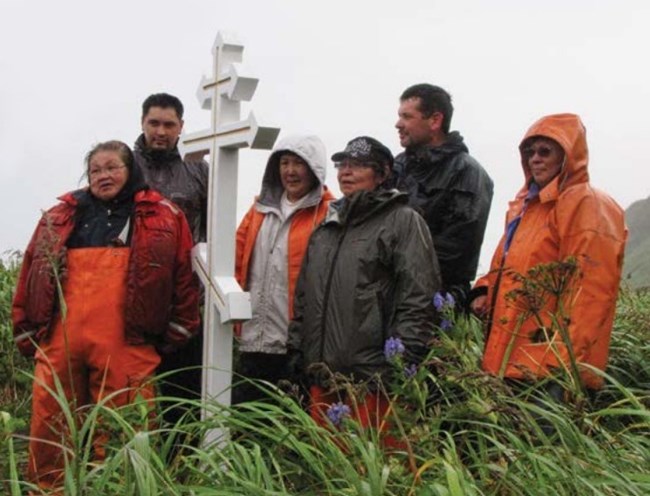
left=279, top=152, right=316, bottom=201
left=141, top=106, right=184, bottom=151
left=88, top=150, right=129, bottom=201
left=522, top=138, right=565, bottom=188
left=336, top=159, right=387, bottom=196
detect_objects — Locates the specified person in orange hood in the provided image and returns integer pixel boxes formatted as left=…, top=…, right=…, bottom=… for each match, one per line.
left=470, top=114, right=627, bottom=393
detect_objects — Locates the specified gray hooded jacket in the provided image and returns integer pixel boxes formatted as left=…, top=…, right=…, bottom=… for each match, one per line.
left=239, top=135, right=329, bottom=354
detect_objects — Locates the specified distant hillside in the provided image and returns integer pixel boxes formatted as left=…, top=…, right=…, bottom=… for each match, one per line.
left=623, top=196, right=650, bottom=289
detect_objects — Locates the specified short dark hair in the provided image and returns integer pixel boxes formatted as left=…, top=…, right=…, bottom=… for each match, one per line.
left=400, top=84, right=453, bottom=134
left=85, top=140, right=134, bottom=176
left=141, top=93, right=184, bottom=120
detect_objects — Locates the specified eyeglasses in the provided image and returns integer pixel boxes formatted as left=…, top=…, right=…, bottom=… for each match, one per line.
left=89, top=165, right=127, bottom=177
left=522, top=145, right=553, bottom=159
left=334, top=159, right=378, bottom=170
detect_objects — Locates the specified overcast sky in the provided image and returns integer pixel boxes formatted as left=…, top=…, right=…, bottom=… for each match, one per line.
left=1, top=0, right=649, bottom=274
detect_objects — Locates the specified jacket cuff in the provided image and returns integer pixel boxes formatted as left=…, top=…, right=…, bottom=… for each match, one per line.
left=164, top=321, right=194, bottom=349
left=14, top=330, right=37, bottom=357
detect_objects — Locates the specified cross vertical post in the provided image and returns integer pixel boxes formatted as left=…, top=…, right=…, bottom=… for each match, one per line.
left=181, top=31, right=279, bottom=442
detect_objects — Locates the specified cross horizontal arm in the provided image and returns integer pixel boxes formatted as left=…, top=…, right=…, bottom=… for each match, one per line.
left=197, top=64, right=259, bottom=108
left=182, top=113, right=279, bottom=156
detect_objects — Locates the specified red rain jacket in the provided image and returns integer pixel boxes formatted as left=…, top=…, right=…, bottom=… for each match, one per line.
left=12, top=188, right=200, bottom=356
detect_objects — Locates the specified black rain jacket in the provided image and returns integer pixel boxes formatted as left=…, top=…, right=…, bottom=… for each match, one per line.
left=391, top=131, right=493, bottom=307
left=288, top=189, right=440, bottom=385
left=134, top=134, right=209, bottom=243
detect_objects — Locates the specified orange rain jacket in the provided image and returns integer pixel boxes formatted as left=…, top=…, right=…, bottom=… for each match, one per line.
left=12, top=188, right=200, bottom=357
left=474, top=114, right=627, bottom=389
left=236, top=195, right=333, bottom=322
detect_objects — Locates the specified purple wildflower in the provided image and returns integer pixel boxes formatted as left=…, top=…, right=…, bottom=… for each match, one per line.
left=445, top=292, right=455, bottom=309
left=404, top=363, right=418, bottom=379
left=326, top=402, right=351, bottom=427
left=434, top=291, right=456, bottom=312
left=440, top=318, right=452, bottom=331
left=384, top=336, right=406, bottom=360
left=433, top=292, right=445, bottom=312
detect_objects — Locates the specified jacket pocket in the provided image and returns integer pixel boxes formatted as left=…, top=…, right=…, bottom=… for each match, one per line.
left=144, top=226, right=177, bottom=267
left=127, top=225, right=176, bottom=338
left=354, top=284, right=384, bottom=347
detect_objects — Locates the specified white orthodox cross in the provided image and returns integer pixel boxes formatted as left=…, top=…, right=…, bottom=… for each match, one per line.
left=181, top=32, right=279, bottom=430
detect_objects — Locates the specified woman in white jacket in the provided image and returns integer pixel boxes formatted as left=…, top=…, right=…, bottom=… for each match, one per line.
left=233, top=135, right=335, bottom=403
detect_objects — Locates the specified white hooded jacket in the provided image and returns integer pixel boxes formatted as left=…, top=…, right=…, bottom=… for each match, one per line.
left=238, top=135, right=329, bottom=354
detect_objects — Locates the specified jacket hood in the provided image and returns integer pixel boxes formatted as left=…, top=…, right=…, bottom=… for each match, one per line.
left=258, top=134, right=327, bottom=207
left=406, top=131, right=469, bottom=162
left=60, top=186, right=162, bottom=208
left=328, top=188, right=408, bottom=226
left=519, top=113, right=589, bottom=192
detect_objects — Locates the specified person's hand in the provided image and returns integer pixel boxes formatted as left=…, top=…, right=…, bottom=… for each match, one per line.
left=276, top=379, right=296, bottom=395
left=470, top=294, right=489, bottom=318
left=306, top=362, right=333, bottom=388
left=285, top=349, right=304, bottom=381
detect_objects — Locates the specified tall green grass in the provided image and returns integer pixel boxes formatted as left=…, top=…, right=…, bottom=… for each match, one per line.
left=1, top=254, right=649, bottom=494
left=0, top=255, right=32, bottom=494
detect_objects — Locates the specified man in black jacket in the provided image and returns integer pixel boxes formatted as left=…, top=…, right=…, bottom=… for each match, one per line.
left=135, top=93, right=209, bottom=242
left=393, top=84, right=493, bottom=309
left=134, top=93, right=208, bottom=430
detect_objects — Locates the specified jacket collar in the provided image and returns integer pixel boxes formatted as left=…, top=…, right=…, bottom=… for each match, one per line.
left=326, top=189, right=407, bottom=226
left=404, top=131, right=469, bottom=164
left=58, top=187, right=161, bottom=209
left=134, top=133, right=182, bottom=168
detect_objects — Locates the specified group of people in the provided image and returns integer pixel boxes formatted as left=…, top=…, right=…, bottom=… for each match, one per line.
left=12, top=84, right=627, bottom=489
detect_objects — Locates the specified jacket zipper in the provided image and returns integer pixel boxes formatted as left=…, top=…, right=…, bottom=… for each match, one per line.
left=318, top=225, right=348, bottom=361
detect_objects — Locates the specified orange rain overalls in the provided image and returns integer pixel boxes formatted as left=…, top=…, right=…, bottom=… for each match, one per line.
left=28, top=247, right=160, bottom=489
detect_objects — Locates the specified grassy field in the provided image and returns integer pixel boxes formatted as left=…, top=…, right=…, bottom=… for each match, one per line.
left=1, top=257, right=649, bottom=495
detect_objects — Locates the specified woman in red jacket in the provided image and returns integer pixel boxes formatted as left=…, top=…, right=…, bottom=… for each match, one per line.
left=12, top=140, right=200, bottom=490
